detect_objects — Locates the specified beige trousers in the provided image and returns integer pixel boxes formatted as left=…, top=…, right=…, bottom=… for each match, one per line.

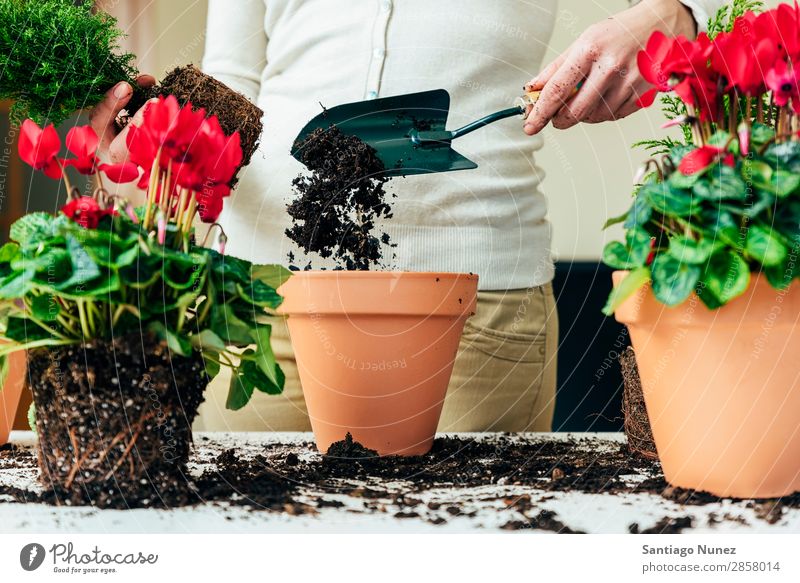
left=195, top=284, right=558, bottom=432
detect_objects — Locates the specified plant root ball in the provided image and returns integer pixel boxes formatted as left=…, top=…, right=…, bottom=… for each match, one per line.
left=125, top=65, right=264, bottom=185
left=620, top=347, right=658, bottom=460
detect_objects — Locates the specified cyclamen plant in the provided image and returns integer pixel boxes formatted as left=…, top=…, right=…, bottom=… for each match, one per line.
left=0, top=96, right=289, bottom=409
left=603, top=1, right=800, bottom=314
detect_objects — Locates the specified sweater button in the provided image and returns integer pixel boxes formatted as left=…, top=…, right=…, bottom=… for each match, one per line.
left=373, top=47, right=385, bottom=59
left=380, top=0, right=392, bottom=12
left=367, top=90, right=379, bottom=99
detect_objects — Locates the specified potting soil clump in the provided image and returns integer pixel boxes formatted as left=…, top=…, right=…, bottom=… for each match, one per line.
left=287, top=126, right=395, bottom=270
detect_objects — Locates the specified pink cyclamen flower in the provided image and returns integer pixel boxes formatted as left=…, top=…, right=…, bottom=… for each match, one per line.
left=125, top=203, right=140, bottom=224
left=157, top=212, right=167, bottom=245
left=738, top=122, right=750, bottom=157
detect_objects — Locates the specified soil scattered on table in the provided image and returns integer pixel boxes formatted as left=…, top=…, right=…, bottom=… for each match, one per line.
left=3, top=434, right=800, bottom=533
left=286, top=125, right=395, bottom=270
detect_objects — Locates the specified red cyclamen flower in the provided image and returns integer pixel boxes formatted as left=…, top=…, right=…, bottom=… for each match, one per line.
left=18, top=120, right=62, bottom=180
left=126, top=96, right=243, bottom=223
left=61, top=196, right=116, bottom=229
left=637, top=32, right=719, bottom=120
left=765, top=59, right=800, bottom=109
left=63, top=126, right=139, bottom=183
left=678, top=145, right=734, bottom=176
left=712, top=13, right=780, bottom=96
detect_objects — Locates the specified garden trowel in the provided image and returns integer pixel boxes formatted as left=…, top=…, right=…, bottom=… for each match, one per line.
left=291, top=89, right=543, bottom=177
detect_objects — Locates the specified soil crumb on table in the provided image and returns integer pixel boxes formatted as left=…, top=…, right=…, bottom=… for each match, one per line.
left=286, top=125, right=395, bottom=270
left=629, top=516, right=694, bottom=534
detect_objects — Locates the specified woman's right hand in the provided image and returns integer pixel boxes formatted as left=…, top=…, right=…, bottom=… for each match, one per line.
left=90, top=74, right=157, bottom=163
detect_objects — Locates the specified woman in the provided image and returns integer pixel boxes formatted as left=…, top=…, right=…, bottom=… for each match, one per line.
left=92, top=0, right=724, bottom=432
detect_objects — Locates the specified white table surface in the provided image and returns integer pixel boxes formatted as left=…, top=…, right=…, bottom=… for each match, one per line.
left=1, top=431, right=798, bottom=534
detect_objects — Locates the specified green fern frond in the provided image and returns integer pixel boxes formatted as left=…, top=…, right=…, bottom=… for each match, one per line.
left=707, top=0, right=764, bottom=38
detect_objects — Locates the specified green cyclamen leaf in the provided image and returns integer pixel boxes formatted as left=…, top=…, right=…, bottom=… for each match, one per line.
left=0, top=355, right=8, bottom=395
left=190, top=329, right=227, bottom=352
left=251, top=264, right=293, bottom=290
left=147, top=321, right=192, bottom=357
left=57, top=235, right=101, bottom=289
left=29, top=293, right=60, bottom=321
left=237, top=280, right=283, bottom=309
left=251, top=324, right=283, bottom=390
left=692, top=165, right=747, bottom=201
left=602, top=266, right=651, bottom=316
left=667, top=235, right=714, bottom=264
left=650, top=254, right=702, bottom=306
left=210, top=304, right=254, bottom=346
left=0, top=242, right=20, bottom=263
left=746, top=224, right=787, bottom=267
left=642, top=182, right=695, bottom=217
left=27, top=402, right=36, bottom=433
left=9, top=213, right=57, bottom=246
left=226, top=353, right=257, bottom=410
left=623, top=193, right=653, bottom=229
left=603, top=209, right=628, bottom=230
left=4, top=317, right=56, bottom=342
left=699, top=250, right=751, bottom=307
left=602, top=241, right=636, bottom=270
left=242, top=359, right=284, bottom=396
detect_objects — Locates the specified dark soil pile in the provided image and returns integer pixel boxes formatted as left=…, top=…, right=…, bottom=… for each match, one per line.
left=125, top=65, right=264, bottom=185
left=325, top=432, right=378, bottom=459
left=286, top=125, right=394, bottom=270
left=620, top=347, right=657, bottom=459
left=27, top=333, right=208, bottom=509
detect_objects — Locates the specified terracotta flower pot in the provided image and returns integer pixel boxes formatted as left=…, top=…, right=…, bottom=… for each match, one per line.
left=278, top=272, right=478, bottom=456
left=613, top=271, right=800, bottom=498
left=0, top=351, right=27, bottom=446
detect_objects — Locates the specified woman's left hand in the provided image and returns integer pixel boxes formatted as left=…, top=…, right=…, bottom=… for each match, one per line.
left=523, top=0, right=697, bottom=135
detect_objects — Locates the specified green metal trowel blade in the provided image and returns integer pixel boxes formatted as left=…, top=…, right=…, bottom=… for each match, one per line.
left=291, top=89, right=477, bottom=177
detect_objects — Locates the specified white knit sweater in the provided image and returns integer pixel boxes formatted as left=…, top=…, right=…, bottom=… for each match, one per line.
left=203, top=0, right=724, bottom=290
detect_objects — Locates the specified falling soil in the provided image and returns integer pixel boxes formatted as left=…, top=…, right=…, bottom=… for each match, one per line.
left=620, top=347, right=657, bottom=459
left=26, top=333, right=208, bottom=509
left=3, top=434, right=800, bottom=532
left=122, top=65, right=264, bottom=185
left=286, top=125, right=394, bottom=270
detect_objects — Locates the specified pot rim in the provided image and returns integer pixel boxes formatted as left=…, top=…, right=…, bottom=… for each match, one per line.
left=281, top=271, right=478, bottom=280
left=277, top=271, right=479, bottom=317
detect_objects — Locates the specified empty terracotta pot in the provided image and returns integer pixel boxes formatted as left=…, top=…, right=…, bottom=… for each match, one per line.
left=0, top=350, right=27, bottom=446
left=614, top=271, right=800, bottom=498
left=278, top=272, right=478, bottom=456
